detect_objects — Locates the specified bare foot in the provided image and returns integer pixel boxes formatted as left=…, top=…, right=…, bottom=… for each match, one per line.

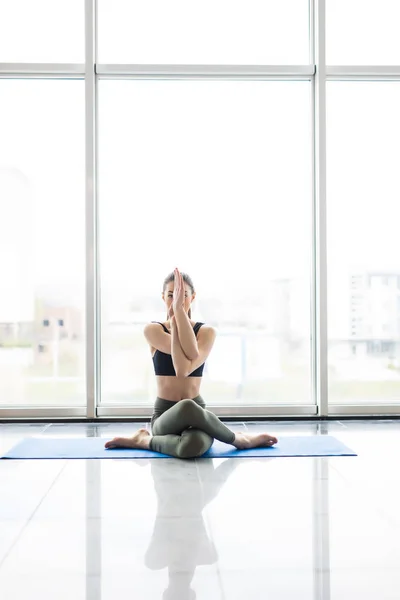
left=233, top=431, right=278, bottom=450
left=104, top=428, right=152, bottom=450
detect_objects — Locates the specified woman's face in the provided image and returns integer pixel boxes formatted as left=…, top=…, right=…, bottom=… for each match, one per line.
left=163, top=282, right=195, bottom=315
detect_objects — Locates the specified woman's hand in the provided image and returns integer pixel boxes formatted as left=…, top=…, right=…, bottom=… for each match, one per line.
left=172, top=267, right=185, bottom=314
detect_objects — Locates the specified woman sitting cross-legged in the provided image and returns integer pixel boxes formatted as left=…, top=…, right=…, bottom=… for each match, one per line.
left=105, top=267, right=278, bottom=458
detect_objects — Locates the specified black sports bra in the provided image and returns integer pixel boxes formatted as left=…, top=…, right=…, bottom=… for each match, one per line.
left=151, top=321, right=206, bottom=377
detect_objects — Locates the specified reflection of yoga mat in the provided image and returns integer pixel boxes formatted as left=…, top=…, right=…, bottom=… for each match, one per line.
left=1, top=435, right=356, bottom=459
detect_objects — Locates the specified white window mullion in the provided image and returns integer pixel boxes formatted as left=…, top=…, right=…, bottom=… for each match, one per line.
left=312, top=0, right=328, bottom=417
left=85, top=0, right=99, bottom=419
left=96, top=64, right=314, bottom=78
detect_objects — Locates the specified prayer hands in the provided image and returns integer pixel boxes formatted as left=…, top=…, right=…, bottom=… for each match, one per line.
left=172, top=267, right=185, bottom=314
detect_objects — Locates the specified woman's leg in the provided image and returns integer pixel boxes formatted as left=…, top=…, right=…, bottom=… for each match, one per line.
left=149, top=398, right=224, bottom=458
left=104, top=397, right=216, bottom=457
left=150, top=427, right=213, bottom=459
left=151, top=399, right=236, bottom=445
left=104, top=397, right=278, bottom=454
left=151, top=399, right=278, bottom=453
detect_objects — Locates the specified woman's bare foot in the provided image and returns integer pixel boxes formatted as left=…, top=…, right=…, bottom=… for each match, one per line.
left=104, top=428, right=152, bottom=450
left=233, top=431, right=278, bottom=450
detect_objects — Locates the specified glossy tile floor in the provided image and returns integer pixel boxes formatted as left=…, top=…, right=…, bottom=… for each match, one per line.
left=1, top=419, right=400, bottom=600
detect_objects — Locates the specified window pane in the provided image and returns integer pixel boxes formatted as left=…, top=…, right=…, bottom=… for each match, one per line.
left=326, top=0, right=400, bottom=65
left=99, top=80, right=312, bottom=406
left=98, top=0, right=309, bottom=64
left=0, top=0, right=84, bottom=62
left=0, top=80, right=86, bottom=406
left=327, top=82, right=400, bottom=405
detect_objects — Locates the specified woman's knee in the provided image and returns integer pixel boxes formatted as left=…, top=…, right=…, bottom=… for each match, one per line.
left=178, top=398, right=201, bottom=418
left=177, top=431, right=213, bottom=459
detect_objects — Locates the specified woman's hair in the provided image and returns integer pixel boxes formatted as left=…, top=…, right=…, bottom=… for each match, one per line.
left=163, top=271, right=195, bottom=321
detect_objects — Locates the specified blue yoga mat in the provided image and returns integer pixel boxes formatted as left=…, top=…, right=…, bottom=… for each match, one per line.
left=1, top=435, right=356, bottom=459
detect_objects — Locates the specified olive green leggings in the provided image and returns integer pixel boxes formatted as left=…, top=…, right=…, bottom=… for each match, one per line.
left=150, top=396, right=236, bottom=459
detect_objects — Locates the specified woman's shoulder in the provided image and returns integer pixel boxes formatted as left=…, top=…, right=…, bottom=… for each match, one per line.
left=197, top=323, right=218, bottom=337
left=194, top=322, right=217, bottom=333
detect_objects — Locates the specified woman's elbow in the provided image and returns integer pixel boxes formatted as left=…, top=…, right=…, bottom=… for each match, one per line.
left=176, top=370, right=189, bottom=378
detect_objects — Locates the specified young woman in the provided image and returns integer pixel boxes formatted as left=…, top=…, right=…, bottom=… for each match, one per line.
left=105, top=267, right=278, bottom=457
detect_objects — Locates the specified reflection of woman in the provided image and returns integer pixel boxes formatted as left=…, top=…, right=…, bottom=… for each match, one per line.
left=144, top=458, right=239, bottom=600
left=105, top=268, right=277, bottom=457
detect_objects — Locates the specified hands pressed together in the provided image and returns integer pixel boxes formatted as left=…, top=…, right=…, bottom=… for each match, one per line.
left=168, top=267, right=186, bottom=323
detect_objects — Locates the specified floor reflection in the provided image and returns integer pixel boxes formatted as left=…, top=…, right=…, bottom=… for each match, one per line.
left=145, top=458, right=239, bottom=600
left=313, top=458, right=331, bottom=600
left=84, top=454, right=332, bottom=600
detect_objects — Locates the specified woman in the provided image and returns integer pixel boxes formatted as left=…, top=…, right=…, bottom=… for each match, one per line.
left=105, top=267, right=278, bottom=458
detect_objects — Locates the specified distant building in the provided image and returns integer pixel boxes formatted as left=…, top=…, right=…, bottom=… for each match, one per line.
left=349, top=272, right=400, bottom=357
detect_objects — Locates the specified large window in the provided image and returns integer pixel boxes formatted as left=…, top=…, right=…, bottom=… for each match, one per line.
left=0, top=81, right=86, bottom=407
left=0, top=0, right=84, bottom=63
left=326, top=0, right=400, bottom=65
left=98, top=0, right=309, bottom=64
left=1, top=1, right=400, bottom=416
left=327, top=82, right=400, bottom=405
left=98, top=80, right=312, bottom=406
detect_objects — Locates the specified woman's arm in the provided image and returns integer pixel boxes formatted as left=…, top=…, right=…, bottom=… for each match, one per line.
left=174, top=308, right=199, bottom=360
left=170, top=317, right=192, bottom=377
left=172, top=269, right=199, bottom=360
